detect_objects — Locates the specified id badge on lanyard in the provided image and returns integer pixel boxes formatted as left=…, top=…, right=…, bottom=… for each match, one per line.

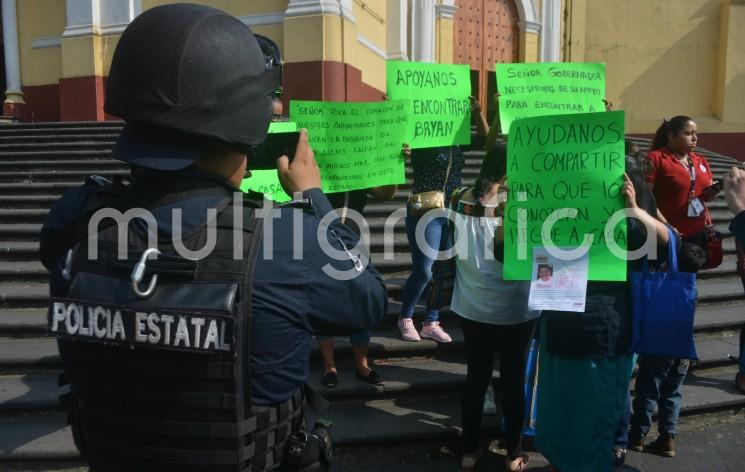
left=685, top=158, right=705, bottom=218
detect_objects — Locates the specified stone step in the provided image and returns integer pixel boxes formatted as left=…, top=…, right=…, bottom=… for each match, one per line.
left=0, top=224, right=43, bottom=242
left=0, top=326, right=737, bottom=375
left=0, top=169, right=128, bottom=184
left=0, top=374, right=61, bottom=411
left=0, top=283, right=48, bottom=308
left=0, top=159, right=125, bottom=171
left=0, top=150, right=113, bottom=160
left=0, top=242, right=44, bottom=262
left=0, top=413, right=79, bottom=461
left=1, top=366, right=740, bottom=460
left=0, top=133, right=120, bottom=144
left=0, top=121, right=122, bottom=130
left=0, top=182, right=87, bottom=196
left=0, top=197, right=62, bottom=210
left=0, top=261, right=48, bottom=282
left=0, top=309, right=48, bottom=335
left=696, top=278, right=745, bottom=303
left=0, top=142, right=116, bottom=153
left=0, top=209, right=49, bottom=224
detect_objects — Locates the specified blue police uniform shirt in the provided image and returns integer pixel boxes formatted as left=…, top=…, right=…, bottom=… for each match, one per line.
left=41, top=174, right=387, bottom=406
left=40, top=180, right=105, bottom=297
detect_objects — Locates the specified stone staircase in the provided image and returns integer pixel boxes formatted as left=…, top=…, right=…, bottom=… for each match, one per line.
left=1, top=122, right=744, bottom=469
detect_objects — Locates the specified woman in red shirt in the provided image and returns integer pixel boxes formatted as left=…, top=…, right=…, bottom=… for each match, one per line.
left=645, top=115, right=719, bottom=238
left=631, top=115, right=719, bottom=457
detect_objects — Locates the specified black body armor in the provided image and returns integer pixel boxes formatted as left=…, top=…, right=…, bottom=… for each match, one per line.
left=46, top=175, right=311, bottom=472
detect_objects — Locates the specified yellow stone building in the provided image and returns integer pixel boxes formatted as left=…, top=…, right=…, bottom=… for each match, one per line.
left=1, top=0, right=743, bottom=158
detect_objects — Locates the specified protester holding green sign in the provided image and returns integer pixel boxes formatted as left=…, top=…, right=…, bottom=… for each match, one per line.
left=503, top=111, right=627, bottom=281
left=395, top=96, right=489, bottom=345
left=386, top=61, right=472, bottom=149
left=496, top=62, right=606, bottom=134
left=316, top=144, right=411, bottom=389
left=290, top=100, right=409, bottom=193
left=534, top=148, right=673, bottom=472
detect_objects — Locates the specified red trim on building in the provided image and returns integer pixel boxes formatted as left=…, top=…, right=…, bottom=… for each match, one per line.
left=60, top=76, right=105, bottom=121
left=20, top=83, right=61, bottom=122
left=630, top=133, right=745, bottom=162
left=283, top=60, right=384, bottom=106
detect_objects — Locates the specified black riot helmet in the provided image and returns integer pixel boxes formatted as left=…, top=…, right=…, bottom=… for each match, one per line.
left=105, top=3, right=281, bottom=170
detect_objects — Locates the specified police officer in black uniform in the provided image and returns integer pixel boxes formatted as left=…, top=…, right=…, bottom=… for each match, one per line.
left=40, top=4, right=386, bottom=472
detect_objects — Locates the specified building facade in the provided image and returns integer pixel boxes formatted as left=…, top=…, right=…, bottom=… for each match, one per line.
left=1, top=0, right=743, bottom=159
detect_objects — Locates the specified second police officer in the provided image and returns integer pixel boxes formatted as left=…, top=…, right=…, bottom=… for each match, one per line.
left=40, top=4, right=387, bottom=472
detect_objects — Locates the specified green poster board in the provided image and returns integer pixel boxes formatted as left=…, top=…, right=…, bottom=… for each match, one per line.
left=386, top=61, right=471, bottom=149
left=290, top=100, right=409, bottom=193
left=503, top=111, right=627, bottom=281
left=496, top=62, right=606, bottom=135
left=240, top=121, right=298, bottom=202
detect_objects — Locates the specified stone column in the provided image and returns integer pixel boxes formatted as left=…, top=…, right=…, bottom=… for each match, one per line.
left=411, top=0, right=436, bottom=62
left=540, top=0, right=561, bottom=62
left=2, top=0, right=25, bottom=117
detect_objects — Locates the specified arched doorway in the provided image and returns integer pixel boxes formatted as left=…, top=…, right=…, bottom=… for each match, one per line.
left=453, top=0, right=519, bottom=121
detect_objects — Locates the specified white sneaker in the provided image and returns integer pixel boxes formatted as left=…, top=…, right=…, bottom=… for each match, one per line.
left=483, top=384, right=497, bottom=415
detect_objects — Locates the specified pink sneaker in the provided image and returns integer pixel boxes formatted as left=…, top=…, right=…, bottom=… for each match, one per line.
left=420, top=321, right=452, bottom=343
left=398, top=318, right=421, bottom=342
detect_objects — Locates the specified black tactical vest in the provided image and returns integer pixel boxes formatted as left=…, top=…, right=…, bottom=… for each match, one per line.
left=46, top=175, right=304, bottom=472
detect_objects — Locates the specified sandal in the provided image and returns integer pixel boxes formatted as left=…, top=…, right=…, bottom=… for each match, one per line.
left=320, top=370, right=338, bottom=388
left=506, top=452, right=530, bottom=472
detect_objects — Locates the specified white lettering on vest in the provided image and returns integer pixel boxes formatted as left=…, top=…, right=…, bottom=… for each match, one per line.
left=66, top=303, right=81, bottom=334
left=160, top=314, right=174, bottom=345
left=52, top=302, right=66, bottom=332
left=93, top=306, right=108, bottom=338
left=147, top=313, right=161, bottom=344
left=111, top=311, right=126, bottom=340
left=191, top=317, right=205, bottom=347
left=220, top=321, right=231, bottom=351
left=204, top=320, right=219, bottom=350
left=135, top=312, right=148, bottom=342
left=174, top=317, right=190, bottom=348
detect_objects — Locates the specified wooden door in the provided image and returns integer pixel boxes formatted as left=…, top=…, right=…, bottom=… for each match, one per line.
left=453, top=0, right=519, bottom=121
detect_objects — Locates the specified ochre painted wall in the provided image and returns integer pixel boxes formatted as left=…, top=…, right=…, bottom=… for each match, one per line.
left=436, top=16, right=454, bottom=65
left=568, top=0, right=744, bottom=137
left=17, top=0, right=65, bottom=86
left=141, top=0, right=288, bottom=16
left=346, top=0, right=388, bottom=93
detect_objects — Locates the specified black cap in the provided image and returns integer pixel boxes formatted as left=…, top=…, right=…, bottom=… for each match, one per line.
left=255, top=34, right=283, bottom=92
left=105, top=3, right=280, bottom=170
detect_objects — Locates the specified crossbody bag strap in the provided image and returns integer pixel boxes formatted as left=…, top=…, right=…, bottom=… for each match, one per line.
left=441, top=149, right=453, bottom=193
left=447, top=186, right=470, bottom=236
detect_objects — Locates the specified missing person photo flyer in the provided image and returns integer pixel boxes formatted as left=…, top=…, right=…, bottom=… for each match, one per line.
left=528, top=247, right=588, bottom=312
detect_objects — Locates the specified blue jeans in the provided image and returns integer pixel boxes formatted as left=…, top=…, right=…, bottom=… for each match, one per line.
left=614, top=392, right=631, bottom=448
left=316, top=331, right=371, bottom=346
left=399, top=210, right=450, bottom=322
left=630, top=356, right=690, bottom=437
